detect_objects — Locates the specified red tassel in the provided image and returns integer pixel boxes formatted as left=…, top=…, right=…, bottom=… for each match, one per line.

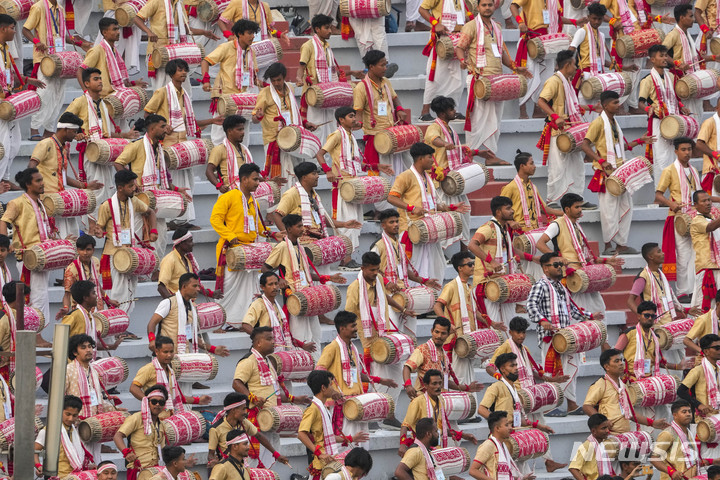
left=65, top=0, right=75, bottom=31
left=341, top=17, right=354, bottom=40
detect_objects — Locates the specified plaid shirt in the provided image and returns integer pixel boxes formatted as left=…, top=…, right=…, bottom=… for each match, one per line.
left=527, top=277, right=589, bottom=347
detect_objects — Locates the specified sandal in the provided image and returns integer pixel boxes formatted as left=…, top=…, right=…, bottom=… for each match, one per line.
left=29, top=134, right=43, bottom=141
left=545, top=408, right=567, bottom=417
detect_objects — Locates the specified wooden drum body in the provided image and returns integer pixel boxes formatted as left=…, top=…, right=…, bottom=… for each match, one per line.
left=40, top=51, right=84, bottom=79
left=112, top=247, right=158, bottom=275
left=473, top=74, right=527, bottom=101
left=255, top=181, right=281, bottom=210
left=137, top=189, right=188, bottom=219
left=103, top=86, right=149, bottom=119
left=698, top=414, right=720, bottom=442
left=615, top=28, right=664, bottom=58
left=440, top=392, right=477, bottom=421
left=115, top=0, right=146, bottom=25
left=257, top=404, right=303, bottom=433
left=505, top=429, right=549, bottom=461
left=0, top=90, right=41, bottom=121
left=391, top=285, right=438, bottom=315
left=0, top=416, right=43, bottom=450
left=93, top=308, right=130, bottom=337
left=304, top=235, right=353, bottom=266
left=407, top=212, right=463, bottom=244
left=268, top=349, right=315, bottom=380
left=86, top=138, right=131, bottom=164
left=655, top=317, right=695, bottom=349
left=512, top=228, right=546, bottom=256
left=436, top=33, right=462, bottom=60
left=165, top=139, right=214, bottom=170
left=251, top=39, right=283, bottom=70
left=162, top=411, right=207, bottom=446
left=0, top=0, right=33, bottom=20
left=580, top=72, right=632, bottom=100
left=441, top=163, right=489, bottom=196
left=171, top=353, right=219, bottom=382
left=431, top=447, right=471, bottom=475
left=527, top=33, right=570, bottom=59
left=566, top=264, right=617, bottom=294
left=552, top=320, right=607, bottom=354
left=627, top=374, right=678, bottom=407
left=676, top=69, right=720, bottom=99
left=454, top=328, right=505, bottom=359
left=225, top=242, right=273, bottom=270
left=518, top=383, right=564, bottom=413
left=370, top=333, right=415, bottom=365
left=485, top=273, right=534, bottom=303
left=216, top=93, right=258, bottom=117
left=342, top=392, right=394, bottom=421
left=339, top=176, right=391, bottom=204
left=196, top=0, right=231, bottom=22
left=610, top=431, right=653, bottom=458
left=660, top=114, right=700, bottom=140
left=277, top=125, right=322, bottom=159
left=42, top=189, right=96, bottom=217
left=93, top=356, right=129, bottom=388
left=23, top=239, right=76, bottom=272
left=196, top=302, right=226, bottom=332
left=78, top=411, right=130, bottom=443
left=151, top=43, right=205, bottom=69
left=675, top=206, right=720, bottom=237
left=305, top=82, right=354, bottom=109
left=556, top=122, right=589, bottom=153
left=606, top=156, right=654, bottom=196
left=340, top=0, right=391, bottom=17
left=374, top=125, right=423, bottom=155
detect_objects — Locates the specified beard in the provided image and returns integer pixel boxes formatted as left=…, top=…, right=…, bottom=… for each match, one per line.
left=506, top=372, right=519, bottom=382
left=430, top=434, right=439, bottom=447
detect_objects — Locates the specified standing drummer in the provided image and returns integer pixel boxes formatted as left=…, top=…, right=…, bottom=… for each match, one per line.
left=689, top=190, right=720, bottom=310
left=639, top=45, right=685, bottom=186
left=536, top=50, right=592, bottom=210
left=317, top=310, right=394, bottom=445
left=655, top=137, right=708, bottom=302
left=527, top=252, right=603, bottom=417
left=144, top=59, right=222, bottom=231
left=217, top=0, right=285, bottom=48
left=158, top=228, right=220, bottom=300
left=568, top=3, right=611, bottom=104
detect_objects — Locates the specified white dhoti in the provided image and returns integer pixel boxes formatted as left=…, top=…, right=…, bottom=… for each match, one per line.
left=422, top=56, right=463, bottom=107
left=66, top=0, right=93, bottom=34
left=621, top=59, right=642, bottom=109
left=482, top=297, right=516, bottom=328
left=438, top=191, right=470, bottom=246
left=220, top=268, right=259, bottom=326
left=289, top=314, right=322, bottom=362
left=546, top=137, right=584, bottom=203
left=32, top=73, right=66, bottom=132
left=374, top=152, right=409, bottom=212
left=692, top=269, right=720, bottom=309
left=520, top=56, right=552, bottom=107
left=499, top=0, right=512, bottom=19
left=28, top=269, right=50, bottom=323
left=0, top=119, right=19, bottom=181
left=55, top=216, right=79, bottom=239
left=465, top=76, right=504, bottom=154
left=372, top=361, right=403, bottom=409
left=265, top=144, right=297, bottom=194
left=171, top=168, right=196, bottom=223
left=335, top=190, right=362, bottom=252
left=562, top=0, right=583, bottom=36
left=149, top=217, right=168, bottom=260
left=347, top=17, right=388, bottom=57
left=541, top=342, right=578, bottom=403
left=85, top=162, right=116, bottom=207
left=252, top=431, right=279, bottom=468
left=674, top=228, right=695, bottom=297
left=409, top=241, right=445, bottom=285
left=109, top=261, right=137, bottom=314
left=597, top=190, right=632, bottom=245
left=405, top=0, right=422, bottom=22
left=452, top=352, right=477, bottom=409
left=572, top=290, right=605, bottom=313
left=306, top=105, right=335, bottom=148
left=94, top=12, right=141, bottom=71
left=650, top=118, right=674, bottom=186
left=520, top=258, right=543, bottom=281
left=342, top=417, right=369, bottom=449
left=308, top=0, right=339, bottom=23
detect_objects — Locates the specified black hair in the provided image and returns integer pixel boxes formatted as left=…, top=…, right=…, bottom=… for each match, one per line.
left=673, top=136, right=695, bottom=149
left=144, top=114, right=166, bottom=128
left=430, top=96, right=456, bottom=116
left=334, top=310, right=357, bottom=332
left=700, top=334, right=720, bottom=350
left=172, top=227, right=190, bottom=242
left=58, top=112, right=83, bottom=130
left=648, top=44, right=668, bottom=57
left=165, top=59, right=190, bottom=77
left=223, top=114, right=247, bottom=133
left=707, top=465, right=720, bottom=480
left=114, top=169, right=138, bottom=188
left=556, top=49, right=575, bottom=69
left=587, top=2, right=607, bottom=16
left=259, top=271, right=278, bottom=286
left=509, top=316, right=529, bottom=333
left=599, top=348, right=622, bottom=369
left=251, top=326, right=273, bottom=343
left=487, top=411, right=507, bottom=431
left=600, top=90, right=620, bottom=105
left=378, top=209, right=400, bottom=222
left=539, top=251, right=561, bottom=266
left=178, top=272, right=198, bottom=289
left=64, top=395, right=83, bottom=412
left=294, top=161, right=318, bottom=180
left=81, top=67, right=102, bottom=84
left=588, top=413, right=609, bottom=430
left=2, top=281, right=28, bottom=304
left=514, top=150, right=532, bottom=171
left=161, top=446, right=185, bottom=465
left=415, top=417, right=436, bottom=440
left=224, top=392, right=248, bottom=408
left=490, top=196, right=513, bottom=217
left=344, top=447, right=373, bottom=475
left=361, top=251, right=381, bottom=267
left=694, top=189, right=708, bottom=203
left=311, top=14, right=334, bottom=30
left=71, top=280, right=96, bottom=305
left=671, top=399, right=691, bottom=414
left=495, top=352, right=517, bottom=369
left=226, top=429, right=249, bottom=444
left=636, top=300, right=657, bottom=314
left=155, top=335, right=175, bottom=350
left=0, top=234, right=9, bottom=249
left=0, top=14, right=16, bottom=27
left=410, top=142, right=435, bottom=160
left=641, top=242, right=659, bottom=261
left=68, top=333, right=96, bottom=360
left=561, top=192, right=584, bottom=211
left=264, top=62, right=287, bottom=80
left=674, top=3, right=693, bottom=20
left=423, top=369, right=443, bottom=385
left=334, top=106, right=355, bottom=122
left=451, top=251, right=474, bottom=272
left=307, top=369, right=335, bottom=394
left=145, top=384, right=169, bottom=399
left=362, top=49, right=386, bottom=68
left=98, top=16, right=118, bottom=32
left=282, top=213, right=303, bottom=229
left=231, top=19, right=259, bottom=36
left=238, top=163, right=261, bottom=180
left=76, top=234, right=96, bottom=249
left=15, top=167, right=40, bottom=191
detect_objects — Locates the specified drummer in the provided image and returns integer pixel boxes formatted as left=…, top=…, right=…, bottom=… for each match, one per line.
left=568, top=3, right=611, bottom=103
left=689, top=190, right=720, bottom=310
left=678, top=334, right=720, bottom=418
left=567, top=414, right=617, bottom=479
left=233, top=326, right=311, bottom=467
left=269, top=161, right=362, bottom=270
left=696, top=100, right=720, bottom=194
left=60, top=234, right=117, bottom=317
left=146, top=272, right=229, bottom=360
left=144, top=59, right=222, bottom=231
left=29, top=112, right=103, bottom=238
left=206, top=115, right=257, bottom=192
left=639, top=45, right=687, bottom=185
left=316, top=107, right=394, bottom=269
left=527, top=252, right=603, bottom=416
left=655, top=137, right=707, bottom=302
left=0, top=281, right=30, bottom=375
left=469, top=412, right=523, bottom=480
left=217, top=0, right=285, bottom=47
left=395, top=418, right=444, bottom=480
left=22, top=0, right=92, bottom=141
left=61, top=281, right=122, bottom=351
left=650, top=400, right=704, bottom=479
left=343, top=252, right=404, bottom=428
left=94, top=170, right=156, bottom=314
left=684, top=293, right=720, bottom=357
left=536, top=50, right=592, bottom=210
left=317, top=310, right=393, bottom=446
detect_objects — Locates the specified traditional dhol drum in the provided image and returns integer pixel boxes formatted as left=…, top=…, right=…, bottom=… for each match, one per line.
left=407, top=212, right=463, bottom=244
left=9, top=366, right=43, bottom=393
left=277, top=125, right=322, bottom=159
left=86, top=138, right=130, bottom=164
left=660, top=114, right=700, bottom=140
left=255, top=181, right=281, bottom=210
left=343, top=392, right=394, bottom=421
left=287, top=284, right=342, bottom=316
left=196, top=0, right=230, bottom=22
left=431, top=447, right=471, bottom=475
left=115, top=0, right=146, bottom=25
left=557, top=123, right=590, bottom=153
left=248, top=469, right=280, bottom=480
left=340, top=176, right=391, bottom=204
left=441, top=392, right=477, bottom=421
left=165, top=139, right=214, bottom=170
left=137, top=468, right=199, bottom=480
left=610, top=431, right=653, bottom=457
left=527, top=33, right=570, bottom=59
left=163, top=411, right=207, bottom=446
left=152, top=43, right=205, bottom=69
left=22, top=306, right=45, bottom=333
left=137, top=189, right=188, bottom=219
left=171, top=354, right=219, bottom=382
left=616, top=28, right=665, bottom=58
left=216, top=93, right=258, bottom=117
left=570, top=0, right=599, bottom=7
left=606, top=156, right=654, bottom=197
left=566, top=264, right=617, bottom=294
left=196, top=302, right=226, bottom=332
left=655, top=317, right=695, bottom=349
left=225, top=242, right=273, bottom=270
left=646, top=0, right=690, bottom=5
left=675, top=206, right=720, bottom=237
left=441, top=163, right=490, bottom=196
left=698, top=414, right=720, bottom=442
left=268, top=349, right=315, bottom=380
left=321, top=451, right=352, bottom=479
left=113, top=247, right=158, bottom=275
left=512, top=228, right=547, bottom=256
left=0, top=90, right=41, bottom=121
left=304, top=235, right=353, bottom=266
left=41, top=51, right=84, bottom=79
left=340, top=0, right=391, bottom=17
left=64, top=471, right=102, bottom=480
left=0, top=416, right=43, bottom=450
left=305, top=82, right=354, bottom=109
left=42, top=189, right=97, bottom=217
left=628, top=374, right=678, bottom=407
left=103, top=86, right=149, bottom=119
left=580, top=72, right=633, bottom=100
left=552, top=320, right=608, bottom=354
left=455, top=328, right=505, bottom=359
left=374, top=124, right=423, bottom=155
left=485, top=273, right=535, bottom=303
left=78, top=411, right=130, bottom=443
left=251, top=38, right=283, bottom=70
left=676, top=69, right=720, bottom=99
left=505, top=429, right=550, bottom=461
left=93, top=308, right=130, bottom=338
left=0, top=0, right=33, bottom=20
left=257, top=404, right=303, bottom=433
left=391, top=285, right=438, bottom=315
left=518, top=383, right=564, bottom=414
left=23, top=239, right=76, bottom=272
left=436, top=33, right=462, bottom=60
left=473, top=74, right=528, bottom=101
left=370, top=332, right=415, bottom=365
left=93, top=356, right=129, bottom=389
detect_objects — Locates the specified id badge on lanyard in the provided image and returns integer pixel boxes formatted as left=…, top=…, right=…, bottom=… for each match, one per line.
left=248, top=214, right=256, bottom=232
left=513, top=410, right=521, bottom=427
left=350, top=367, right=358, bottom=384
left=119, top=229, right=131, bottom=245
left=254, top=30, right=262, bottom=42
left=491, top=43, right=501, bottom=57
left=241, top=71, right=250, bottom=87
left=542, top=9, right=550, bottom=24
left=185, top=324, right=193, bottom=343
left=455, top=10, right=465, bottom=25
left=89, top=389, right=99, bottom=406
left=281, top=111, right=292, bottom=125
left=377, top=101, right=387, bottom=116
left=311, top=208, right=321, bottom=225
left=614, top=142, right=623, bottom=157
left=644, top=358, right=651, bottom=375
left=4, top=68, right=10, bottom=85
left=54, top=37, right=64, bottom=53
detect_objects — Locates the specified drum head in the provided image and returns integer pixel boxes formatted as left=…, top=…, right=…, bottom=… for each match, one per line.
left=77, top=421, right=93, bottom=443
left=85, top=141, right=102, bottom=163
left=22, top=249, right=39, bottom=271
left=473, top=78, right=487, bottom=100
left=256, top=408, right=275, bottom=432
left=565, top=271, right=585, bottom=293
left=675, top=78, right=691, bottom=99
left=551, top=332, right=569, bottom=354
left=286, top=293, right=302, bottom=316
left=605, top=177, right=624, bottom=197
left=698, top=420, right=716, bottom=443
left=151, top=49, right=163, bottom=71
left=380, top=0, right=392, bottom=15
left=374, top=131, right=393, bottom=155
left=579, top=80, right=595, bottom=101
left=276, top=126, right=299, bottom=152
left=440, top=175, right=461, bottom=196
left=196, top=0, right=217, bottom=21
left=454, top=337, right=471, bottom=358
left=527, top=40, right=539, bottom=59
left=39, top=56, right=57, bottom=78
left=436, top=37, right=452, bottom=60
left=659, top=116, right=680, bottom=140
left=711, top=37, right=720, bottom=56
left=115, top=6, right=133, bottom=26
left=484, top=280, right=501, bottom=302
left=339, top=181, right=359, bottom=203
left=512, top=235, right=529, bottom=254
left=626, top=384, right=639, bottom=406
left=305, top=88, right=319, bottom=107
left=615, top=38, right=629, bottom=58
left=41, top=195, right=58, bottom=216
left=407, top=223, right=422, bottom=244
left=391, top=292, right=407, bottom=311
left=136, top=191, right=155, bottom=209
left=112, top=248, right=135, bottom=274
left=556, top=133, right=573, bottom=153
left=370, top=338, right=391, bottom=364
left=0, top=100, right=14, bottom=121
left=322, top=462, right=343, bottom=479
left=342, top=399, right=361, bottom=421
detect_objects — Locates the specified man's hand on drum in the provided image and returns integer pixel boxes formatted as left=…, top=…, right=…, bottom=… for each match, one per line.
left=87, top=180, right=104, bottom=191
left=544, top=373, right=569, bottom=383
left=396, top=109, right=408, bottom=124
left=337, top=219, right=362, bottom=229
left=301, top=341, right=317, bottom=353
left=461, top=432, right=478, bottom=444
left=681, top=106, right=691, bottom=116
left=176, top=187, right=192, bottom=202
left=434, top=24, right=448, bottom=35
left=491, top=321, right=507, bottom=332
left=329, top=273, right=347, bottom=284
left=667, top=199, right=682, bottom=213
left=591, top=311, right=604, bottom=320
left=385, top=281, right=401, bottom=294
left=515, top=66, right=532, bottom=79
left=488, top=259, right=503, bottom=273
left=535, top=424, right=554, bottom=434
left=539, top=320, right=557, bottom=332
left=554, top=118, right=566, bottom=130
left=292, top=395, right=311, bottom=405
left=27, top=77, right=45, bottom=89
left=506, top=220, right=521, bottom=231
left=254, top=396, right=267, bottom=409
left=378, top=163, right=394, bottom=176
left=378, top=377, right=398, bottom=388
left=466, top=381, right=484, bottom=392
left=319, top=453, right=335, bottom=464
left=413, top=206, right=429, bottom=216
left=602, top=162, right=615, bottom=176
left=305, top=122, right=318, bottom=131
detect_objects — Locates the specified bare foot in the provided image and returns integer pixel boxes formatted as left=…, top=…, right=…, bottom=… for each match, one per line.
left=515, top=304, right=527, bottom=314
left=405, top=21, right=415, bottom=32
left=505, top=18, right=516, bottom=29
left=101, top=445, right=117, bottom=453
left=519, top=104, right=529, bottom=119
left=532, top=106, right=545, bottom=118
left=318, top=314, right=334, bottom=325
left=545, top=459, right=568, bottom=473
left=485, top=156, right=511, bottom=166
left=36, top=337, right=52, bottom=349
left=628, top=106, right=644, bottom=115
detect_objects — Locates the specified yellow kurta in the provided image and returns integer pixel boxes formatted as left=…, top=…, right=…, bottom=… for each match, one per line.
left=353, top=78, right=397, bottom=136
left=114, top=138, right=166, bottom=188
left=538, top=74, right=567, bottom=136
left=233, top=354, right=280, bottom=409
left=698, top=115, right=719, bottom=176
left=323, top=129, right=361, bottom=180
left=275, top=186, right=325, bottom=232
left=208, top=142, right=249, bottom=187
left=682, top=363, right=718, bottom=406
left=585, top=114, right=625, bottom=171
left=583, top=377, right=631, bottom=433
left=437, top=278, right=476, bottom=345
left=299, top=38, right=336, bottom=94
left=479, top=380, right=515, bottom=416
left=131, top=362, right=184, bottom=406
left=402, top=393, right=446, bottom=433
left=568, top=438, right=618, bottom=480
left=264, top=240, right=313, bottom=293
left=209, top=460, right=252, bottom=480
left=117, top=411, right=166, bottom=469
left=204, top=40, right=258, bottom=97
left=690, top=214, right=719, bottom=273
left=299, top=402, right=329, bottom=472
left=500, top=178, right=547, bottom=230
left=253, top=84, right=298, bottom=144
left=653, top=428, right=700, bottom=480
left=458, top=18, right=503, bottom=75
left=622, top=326, right=659, bottom=379
left=158, top=248, right=195, bottom=293
left=638, top=71, right=678, bottom=118
left=242, top=296, right=282, bottom=329
left=208, top=417, right=258, bottom=456
left=575, top=26, right=603, bottom=70
left=136, top=0, right=188, bottom=68
left=344, top=276, right=392, bottom=349
left=144, top=85, right=189, bottom=147
left=210, top=189, right=267, bottom=263
left=219, top=0, right=272, bottom=33
left=696, top=0, right=719, bottom=31
left=96, top=196, right=150, bottom=256
left=371, top=235, right=410, bottom=290
left=656, top=163, right=699, bottom=217
left=389, top=169, right=437, bottom=232
left=471, top=221, right=511, bottom=285
left=65, top=95, right=114, bottom=137
left=31, top=137, right=67, bottom=194
left=512, top=0, right=547, bottom=31
left=316, top=339, right=364, bottom=396
left=400, top=446, right=431, bottom=480
left=663, top=28, right=696, bottom=65
left=25, top=1, right=65, bottom=64
left=1, top=194, right=51, bottom=252
left=81, top=44, right=122, bottom=97
left=61, top=306, right=94, bottom=338
left=685, top=310, right=717, bottom=342
left=423, top=121, right=459, bottom=171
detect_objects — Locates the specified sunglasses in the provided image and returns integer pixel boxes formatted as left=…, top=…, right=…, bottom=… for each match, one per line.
left=545, top=262, right=564, bottom=268
left=150, top=399, right=166, bottom=406
left=642, top=313, right=657, bottom=319
left=461, top=262, right=475, bottom=267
